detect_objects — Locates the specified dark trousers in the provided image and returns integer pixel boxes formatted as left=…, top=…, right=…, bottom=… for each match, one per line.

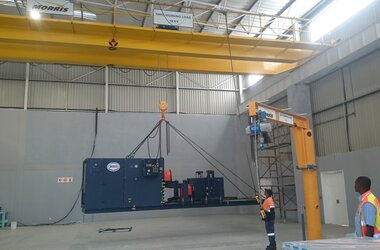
left=265, top=220, right=276, bottom=246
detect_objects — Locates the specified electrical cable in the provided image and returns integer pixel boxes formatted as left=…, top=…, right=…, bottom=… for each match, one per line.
left=223, top=12, right=258, bottom=194
left=166, top=121, right=170, bottom=155
left=147, top=125, right=160, bottom=158
left=90, top=108, right=99, bottom=158
left=119, top=68, right=131, bottom=74
left=17, top=186, right=82, bottom=227
left=143, top=70, right=157, bottom=77
left=167, top=122, right=250, bottom=198
left=130, top=121, right=161, bottom=157
left=17, top=108, right=100, bottom=227
left=127, top=120, right=162, bottom=158
left=60, top=64, right=73, bottom=69
left=158, top=123, right=162, bottom=158
left=126, top=10, right=145, bottom=22
left=81, top=3, right=109, bottom=16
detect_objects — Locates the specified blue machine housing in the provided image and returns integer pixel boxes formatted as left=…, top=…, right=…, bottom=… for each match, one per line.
left=187, top=171, right=224, bottom=204
left=82, top=158, right=164, bottom=213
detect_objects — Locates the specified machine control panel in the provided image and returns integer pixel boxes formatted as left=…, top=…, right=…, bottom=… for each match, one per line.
left=143, top=160, right=163, bottom=177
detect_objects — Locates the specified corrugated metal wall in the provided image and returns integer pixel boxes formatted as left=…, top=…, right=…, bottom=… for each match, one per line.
left=0, top=62, right=237, bottom=115
left=109, top=68, right=176, bottom=113
left=310, top=49, right=380, bottom=156
left=0, top=62, right=25, bottom=108
left=28, top=64, right=105, bottom=110
left=179, top=73, right=237, bottom=114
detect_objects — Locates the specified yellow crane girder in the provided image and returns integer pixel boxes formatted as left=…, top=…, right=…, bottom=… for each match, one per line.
left=0, top=14, right=330, bottom=74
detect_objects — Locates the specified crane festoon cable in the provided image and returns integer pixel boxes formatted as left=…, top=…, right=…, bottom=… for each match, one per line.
left=222, top=12, right=258, bottom=195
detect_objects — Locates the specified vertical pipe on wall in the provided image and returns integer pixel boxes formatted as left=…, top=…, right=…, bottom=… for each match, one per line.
left=238, top=75, right=243, bottom=102
left=237, top=75, right=243, bottom=115
left=105, top=66, right=109, bottom=113
left=340, top=68, right=352, bottom=152
left=24, top=62, right=30, bottom=110
left=176, top=71, right=180, bottom=115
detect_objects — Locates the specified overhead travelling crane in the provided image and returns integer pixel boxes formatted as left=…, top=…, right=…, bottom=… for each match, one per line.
left=0, top=14, right=331, bottom=75
left=247, top=100, right=322, bottom=240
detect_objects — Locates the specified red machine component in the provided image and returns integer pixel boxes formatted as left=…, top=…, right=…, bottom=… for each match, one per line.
left=188, top=184, right=193, bottom=197
left=164, top=169, right=172, bottom=182
left=180, top=184, right=193, bottom=197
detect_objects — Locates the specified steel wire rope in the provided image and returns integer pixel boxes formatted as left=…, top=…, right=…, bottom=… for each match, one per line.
left=223, top=12, right=258, bottom=195
left=167, top=121, right=250, bottom=198
left=167, top=121, right=256, bottom=192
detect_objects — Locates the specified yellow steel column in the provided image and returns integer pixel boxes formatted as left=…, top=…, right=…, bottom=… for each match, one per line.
left=293, top=126, right=322, bottom=240
left=302, top=168, right=322, bottom=240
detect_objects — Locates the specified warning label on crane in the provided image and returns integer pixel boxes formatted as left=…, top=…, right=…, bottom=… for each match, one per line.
left=279, top=112, right=294, bottom=125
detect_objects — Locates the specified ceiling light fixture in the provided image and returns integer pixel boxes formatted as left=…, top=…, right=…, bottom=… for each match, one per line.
left=30, top=10, right=41, bottom=20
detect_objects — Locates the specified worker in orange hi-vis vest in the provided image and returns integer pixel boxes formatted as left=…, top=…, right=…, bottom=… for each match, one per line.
left=261, top=189, right=276, bottom=250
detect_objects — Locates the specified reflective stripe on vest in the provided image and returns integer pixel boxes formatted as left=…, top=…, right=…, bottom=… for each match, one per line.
left=359, top=190, right=380, bottom=237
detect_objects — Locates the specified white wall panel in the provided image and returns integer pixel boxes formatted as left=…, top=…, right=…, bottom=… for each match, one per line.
left=209, top=91, right=236, bottom=115
left=0, top=62, right=25, bottom=80
left=28, top=81, right=66, bottom=109
left=109, top=85, right=140, bottom=112
left=180, top=89, right=209, bottom=114
left=67, top=83, right=104, bottom=110
left=109, top=85, right=176, bottom=113
left=0, top=80, right=24, bottom=108
left=179, top=73, right=237, bottom=114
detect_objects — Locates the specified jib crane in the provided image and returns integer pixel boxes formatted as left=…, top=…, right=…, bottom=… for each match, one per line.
left=248, top=100, right=322, bottom=240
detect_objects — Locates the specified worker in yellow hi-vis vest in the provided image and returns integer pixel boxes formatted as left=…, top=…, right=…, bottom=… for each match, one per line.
left=261, top=189, right=276, bottom=250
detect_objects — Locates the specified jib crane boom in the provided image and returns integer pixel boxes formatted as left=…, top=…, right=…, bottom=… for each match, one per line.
left=248, top=100, right=322, bottom=240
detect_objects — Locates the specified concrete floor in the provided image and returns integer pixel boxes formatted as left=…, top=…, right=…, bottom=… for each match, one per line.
left=0, top=214, right=353, bottom=250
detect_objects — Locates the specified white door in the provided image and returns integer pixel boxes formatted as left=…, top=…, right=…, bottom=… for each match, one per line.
left=320, top=170, right=349, bottom=225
